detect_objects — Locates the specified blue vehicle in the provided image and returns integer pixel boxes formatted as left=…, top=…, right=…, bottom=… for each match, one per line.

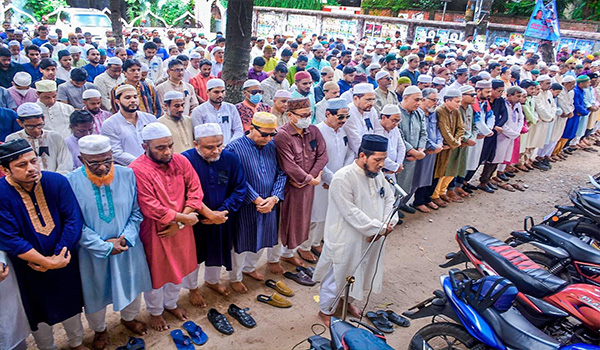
left=403, top=269, right=598, bottom=350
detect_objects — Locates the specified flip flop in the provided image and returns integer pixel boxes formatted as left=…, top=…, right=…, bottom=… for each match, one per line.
left=207, top=308, right=234, bottom=335
left=498, top=183, right=516, bottom=192
left=384, top=310, right=411, bottom=327
left=365, top=311, right=394, bottom=333
left=257, top=292, right=292, bottom=308
left=297, top=250, right=318, bottom=264
left=296, top=266, right=315, bottom=279
left=411, top=203, right=430, bottom=213
left=284, top=270, right=316, bottom=286
left=511, top=183, right=526, bottom=192
left=311, top=247, right=321, bottom=257
left=228, top=304, right=257, bottom=328
left=182, top=321, right=208, bottom=345
left=265, top=279, right=294, bottom=297
left=170, top=329, right=194, bottom=350
left=116, top=337, right=145, bottom=350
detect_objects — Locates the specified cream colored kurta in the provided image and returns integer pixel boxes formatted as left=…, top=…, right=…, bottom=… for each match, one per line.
left=527, top=90, right=556, bottom=149
left=37, top=100, right=74, bottom=139
left=313, top=162, right=397, bottom=301
left=94, top=72, right=125, bottom=112
left=156, top=80, right=200, bottom=117
left=157, top=115, right=194, bottom=153
left=6, top=129, right=73, bottom=174
left=553, top=89, right=575, bottom=141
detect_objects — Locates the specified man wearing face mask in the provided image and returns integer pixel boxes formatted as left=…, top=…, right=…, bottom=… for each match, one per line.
left=291, top=70, right=316, bottom=116
left=314, top=134, right=398, bottom=327
left=274, top=97, right=328, bottom=266
left=236, top=79, right=271, bottom=131
left=8, top=71, right=36, bottom=106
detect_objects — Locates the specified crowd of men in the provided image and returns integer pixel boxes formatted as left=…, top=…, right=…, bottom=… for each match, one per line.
left=0, top=21, right=599, bottom=350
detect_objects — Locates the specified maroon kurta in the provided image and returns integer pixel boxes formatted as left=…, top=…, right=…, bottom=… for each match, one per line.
left=130, top=154, right=204, bottom=289
left=274, top=123, right=328, bottom=249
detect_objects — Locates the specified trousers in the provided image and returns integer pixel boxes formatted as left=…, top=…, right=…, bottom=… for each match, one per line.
left=553, top=138, right=569, bottom=156
left=413, top=178, right=439, bottom=207
left=318, top=268, right=355, bottom=315
left=85, top=295, right=142, bottom=332
left=229, top=246, right=282, bottom=282
left=144, top=268, right=198, bottom=316
left=299, top=221, right=325, bottom=251
left=32, top=314, right=84, bottom=350
left=432, top=176, right=454, bottom=199
left=479, top=163, right=498, bottom=185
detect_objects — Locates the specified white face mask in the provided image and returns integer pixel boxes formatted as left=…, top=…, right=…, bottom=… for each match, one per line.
left=294, top=116, right=311, bottom=129
left=16, top=88, right=29, bottom=96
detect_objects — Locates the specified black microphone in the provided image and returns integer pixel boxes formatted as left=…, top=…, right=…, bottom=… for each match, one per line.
left=384, top=174, right=408, bottom=198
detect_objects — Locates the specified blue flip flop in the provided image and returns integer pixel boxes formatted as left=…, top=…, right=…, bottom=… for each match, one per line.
left=116, top=337, right=145, bottom=350
left=170, top=329, right=195, bottom=350
left=183, top=320, right=209, bottom=345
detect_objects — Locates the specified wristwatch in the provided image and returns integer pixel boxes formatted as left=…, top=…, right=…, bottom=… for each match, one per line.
left=273, top=196, right=280, bottom=204
left=177, top=222, right=185, bottom=230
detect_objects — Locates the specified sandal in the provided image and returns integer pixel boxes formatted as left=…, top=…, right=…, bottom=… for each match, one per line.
left=284, top=270, right=316, bottom=286
left=116, top=337, right=145, bottom=350
left=182, top=321, right=208, bottom=346
left=411, top=204, right=430, bottom=213
left=365, top=311, right=394, bottom=333
left=511, top=183, right=526, bottom=192
left=265, top=279, right=294, bottom=297
left=383, top=310, right=411, bottom=327
left=296, top=266, right=315, bottom=279
left=426, top=202, right=439, bottom=210
left=257, top=292, right=292, bottom=308
left=207, top=308, right=234, bottom=335
left=170, top=329, right=195, bottom=350
left=228, top=304, right=257, bottom=328
left=498, top=183, right=516, bottom=192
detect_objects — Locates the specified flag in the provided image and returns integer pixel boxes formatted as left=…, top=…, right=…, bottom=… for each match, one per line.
left=524, top=0, right=560, bottom=41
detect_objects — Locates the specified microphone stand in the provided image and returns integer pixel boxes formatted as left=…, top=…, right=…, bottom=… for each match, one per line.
left=326, top=178, right=404, bottom=320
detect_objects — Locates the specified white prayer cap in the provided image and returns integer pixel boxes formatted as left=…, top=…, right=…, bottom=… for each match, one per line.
left=106, top=57, right=122, bottom=66
left=525, top=48, right=535, bottom=53
left=444, top=88, right=461, bottom=98
left=207, top=78, right=225, bottom=90
left=194, top=123, right=223, bottom=139
left=470, top=64, right=482, bottom=71
left=78, top=135, right=111, bottom=155
left=548, top=65, right=560, bottom=72
left=82, top=89, right=101, bottom=99
left=353, top=83, right=374, bottom=95
left=184, top=32, right=192, bottom=38
left=14, top=29, right=22, bottom=35
left=69, top=46, right=81, bottom=54
left=406, top=54, right=419, bottom=62
left=40, top=46, right=49, bottom=54
left=442, top=58, right=456, bottom=66
left=562, top=75, right=576, bottom=83
left=256, top=36, right=266, bottom=41
left=35, top=80, right=57, bottom=92
left=432, top=77, right=446, bottom=85
left=164, top=91, right=184, bottom=101
left=375, top=70, right=390, bottom=81
left=199, top=39, right=208, bottom=46
left=302, top=38, right=311, bottom=45
left=592, top=61, right=600, bottom=67
left=367, top=63, right=381, bottom=71
left=327, top=97, right=348, bottom=110
left=17, top=102, right=43, bottom=117
left=190, top=52, right=202, bottom=59
left=141, top=122, right=172, bottom=141
left=498, top=56, right=507, bottom=62
left=417, top=75, right=432, bottom=83
left=13, top=71, right=31, bottom=87
left=115, top=84, right=136, bottom=97
left=460, top=85, right=475, bottom=94
left=403, top=85, right=422, bottom=97
left=242, top=79, right=260, bottom=89
left=536, top=74, right=551, bottom=82
left=48, top=33, right=58, bottom=40
left=447, top=52, right=457, bottom=58
left=312, top=43, right=324, bottom=51
left=375, top=44, right=384, bottom=49
left=478, top=71, right=492, bottom=80
left=211, top=47, right=224, bottom=54
left=380, top=104, right=400, bottom=115
left=274, top=90, right=291, bottom=99
left=538, top=61, right=547, bottom=68
left=8, top=40, right=19, bottom=47
left=140, top=63, right=149, bottom=72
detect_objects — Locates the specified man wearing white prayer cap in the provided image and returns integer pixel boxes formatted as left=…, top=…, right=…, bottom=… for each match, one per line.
left=236, top=79, right=271, bottom=131
left=374, top=70, right=398, bottom=113
left=191, top=78, right=244, bottom=145
left=345, top=82, right=379, bottom=155
left=271, top=89, right=292, bottom=124
left=94, top=56, right=125, bottom=112
left=417, top=74, right=432, bottom=89
left=9, top=39, right=29, bottom=64
left=181, top=121, right=246, bottom=296
left=157, top=90, right=194, bottom=153
left=35, top=79, right=74, bottom=138
left=528, top=73, right=557, bottom=168
left=8, top=71, right=37, bottom=105
left=81, top=88, right=112, bottom=135
left=374, top=103, right=406, bottom=176
left=67, top=133, right=153, bottom=348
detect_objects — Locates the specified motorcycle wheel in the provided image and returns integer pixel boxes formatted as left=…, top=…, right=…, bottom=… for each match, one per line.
left=409, top=322, right=486, bottom=350
left=553, top=220, right=600, bottom=242
left=523, top=251, right=573, bottom=283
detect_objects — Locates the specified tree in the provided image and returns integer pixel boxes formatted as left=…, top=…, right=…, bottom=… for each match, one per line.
left=109, top=0, right=124, bottom=47
left=222, top=0, right=253, bottom=104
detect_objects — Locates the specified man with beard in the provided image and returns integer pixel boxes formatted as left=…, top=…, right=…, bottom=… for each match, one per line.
left=291, top=70, right=316, bottom=115
left=0, top=138, right=86, bottom=350
left=67, top=135, right=152, bottom=349
left=211, top=47, right=224, bottom=77
left=314, top=134, right=398, bottom=327
left=158, top=91, right=194, bottom=153
left=110, top=59, right=161, bottom=118
left=492, top=86, right=525, bottom=185
left=22, top=45, right=42, bottom=82
left=94, top=57, right=124, bottom=112
left=374, top=71, right=398, bottom=113
left=0, top=47, right=24, bottom=88
left=307, top=43, right=330, bottom=71
left=156, top=59, right=199, bottom=117
left=261, top=63, right=290, bottom=107
left=82, top=48, right=106, bottom=83
left=344, top=83, right=379, bottom=156
left=81, top=89, right=112, bottom=135
left=182, top=124, right=246, bottom=296
left=191, top=78, right=244, bottom=145
left=101, top=84, right=157, bottom=165
left=375, top=104, right=406, bottom=177
left=189, top=59, right=215, bottom=103
left=56, top=50, right=73, bottom=82
left=57, top=68, right=97, bottom=110
left=286, top=55, right=308, bottom=85
left=64, top=110, right=95, bottom=169
left=187, top=52, right=202, bottom=78
left=129, top=123, right=206, bottom=330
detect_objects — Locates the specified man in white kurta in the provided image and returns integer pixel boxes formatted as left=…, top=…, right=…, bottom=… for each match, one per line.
left=528, top=75, right=556, bottom=162
left=314, top=134, right=398, bottom=325
left=375, top=104, right=406, bottom=174
left=66, top=135, right=152, bottom=349
left=302, top=98, right=354, bottom=257
left=343, top=83, right=379, bottom=156
left=537, top=83, right=564, bottom=162
left=35, top=80, right=74, bottom=139
left=0, top=251, right=30, bottom=350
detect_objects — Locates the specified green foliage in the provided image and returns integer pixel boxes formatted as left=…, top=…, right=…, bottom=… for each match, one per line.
left=361, top=0, right=438, bottom=12
left=124, top=0, right=146, bottom=20
left=159, top=0, right=190, bottom=25
left=570, top=0, right=600, bottom=20
left=504, top=0, right=536, bottom=16
left=254, top=0, right=323, bottom=10
left=492, top=0, right=576, bottom=19
left=24, top=0, right=68, bottom=22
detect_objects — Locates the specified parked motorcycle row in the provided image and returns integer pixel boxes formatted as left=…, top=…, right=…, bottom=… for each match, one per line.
left=404, top=175, right=600, bottom=350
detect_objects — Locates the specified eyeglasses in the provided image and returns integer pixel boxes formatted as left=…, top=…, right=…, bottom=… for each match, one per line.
left=427, top=97, right=440, bottom=103
left=84, top=157, right=113, bottom=168
left=249, top=90, right=264, bottom=95
left=253, top=125, right=277, bottom=137
left=336, top=114, right=350, bottom=120
left=465, top=93, right=477, bottom=97
left=23, top=122, right=45, bottom=130
left=170, top=68, right=184, bottom=73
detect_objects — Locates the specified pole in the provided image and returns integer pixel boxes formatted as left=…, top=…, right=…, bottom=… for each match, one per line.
left=442, top=1, right=447, bottom=22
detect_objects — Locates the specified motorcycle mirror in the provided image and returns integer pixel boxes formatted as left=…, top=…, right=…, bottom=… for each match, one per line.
left=524, top=216, right=534, bottom=231
left=589, top=175, right=600, bottom=190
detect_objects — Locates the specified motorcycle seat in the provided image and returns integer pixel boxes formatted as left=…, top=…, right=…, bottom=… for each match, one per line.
left=531, top=225, right=600, bottom=265
left=579, top=191, right=600, bottom=215
left=466, top=232, right=568, bottom=298
left=481, top=306, right=561, bottom=350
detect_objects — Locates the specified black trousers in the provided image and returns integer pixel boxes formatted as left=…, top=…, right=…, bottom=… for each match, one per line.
left=479, top=163, right=498, bottom=185
left=413, top=178, right=439, bottom=207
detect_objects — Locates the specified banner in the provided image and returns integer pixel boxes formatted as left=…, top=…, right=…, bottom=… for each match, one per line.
left=363, top=22, right=408, bottom=41
left=524, top=0, right=560, bottom=41
left=322, top=17, right=358, bottom=39
left=575, top=40, right=595, bottom=55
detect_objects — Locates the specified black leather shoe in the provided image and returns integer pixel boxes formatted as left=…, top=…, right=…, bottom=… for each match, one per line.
left=228, top=304, right=256, bottom=328
left=487, top=183, right=498, bottom=191
left=462, top=186, right=473, bottom=194
left=399, top=204, right=416, bottom=214
left=478, top=185, right=495, bottom=193
left=542, top=159, right=552, bottom=169
left=464, top=183, right=479, bottom=191
left=208, top=308, right=234, bottom=335
left=498, top=173, right=510, bottom=182
left=504, top=171, right=515, bottom=178
left=397, top=210, right=405, bottom=219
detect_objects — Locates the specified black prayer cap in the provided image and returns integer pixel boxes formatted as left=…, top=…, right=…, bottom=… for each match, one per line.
left=0, top=139, right=33, bottom=163
left=361, top=134, right=388, bottom=152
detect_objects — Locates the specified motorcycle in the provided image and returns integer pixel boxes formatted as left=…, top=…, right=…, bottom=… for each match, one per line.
left=307, top=316, right=394, bottom=350
left=404, top=269, right=599, bottom=350
left=442, top=226, right=600, bottom=344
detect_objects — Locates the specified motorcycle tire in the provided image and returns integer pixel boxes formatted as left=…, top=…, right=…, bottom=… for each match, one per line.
left=523, top=251, right=573, bottom=283
left=552, top=220, right=600, bottom=242
left=409, top=322, right=486, bottom=350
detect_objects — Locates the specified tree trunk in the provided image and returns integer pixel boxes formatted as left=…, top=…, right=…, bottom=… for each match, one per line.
left=222, top=0, right=254, bottom=104
left=539, top=40, right=555, bottom=64
left=109, top=0, right=124, bottom=47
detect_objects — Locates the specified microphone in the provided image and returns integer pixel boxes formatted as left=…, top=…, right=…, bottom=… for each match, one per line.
left=384, top=174, right=408, bottom=198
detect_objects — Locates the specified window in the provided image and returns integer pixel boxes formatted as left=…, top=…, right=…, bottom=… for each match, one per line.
left=72, top=14, right=111, bottom=27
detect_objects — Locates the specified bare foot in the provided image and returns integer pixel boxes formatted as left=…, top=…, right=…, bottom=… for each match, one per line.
left=298, top=249, right=317, bottom=263
left=312, top=245, right=322, bottom=255
left=189, top=288, right=207, bottom=307
left=121, top=318, right=148, bottom=335
left=205, top=281, right=231, bottom=296
left=281, top=256, right=305, bottom=267
left=165, top=306, right=189, bottom=321
left=230, top=281, right=248, bottom=293
left=71, top=345, right=90, bottom=350
left=91, top=330, right=108, bottom=350
left=268, top=262, right=285, bottom=274
left=149, top=314, right=169, bottom=331
left=243, top=270, right=265, bottom=281
left=347, top=303, right=362, bottom=318
left=318, top=311, right=331, bottom=327
left=416, top=204, right=430, bottom=213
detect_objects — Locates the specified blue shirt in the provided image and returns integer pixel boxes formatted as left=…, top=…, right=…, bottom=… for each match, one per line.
left=32, top=37, right=49, bottom=47
left=157, top=47, right=169, bottom=60
left=338, top=79, right=352, bottom=94
left=0, top=107, right=20, bottom=141
left=399, top=69, right=420, bottom=86
left=424, top=110, right=443, bottom=150
left=22, top=63, right=42, bottom=83
left=83, top=63, right=106, bottom=82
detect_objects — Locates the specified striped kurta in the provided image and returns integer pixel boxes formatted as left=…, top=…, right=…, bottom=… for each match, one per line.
left=225, top=136, right=286, bottom=253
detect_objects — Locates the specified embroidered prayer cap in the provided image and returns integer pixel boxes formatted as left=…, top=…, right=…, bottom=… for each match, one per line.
left=242, top=79, right=261, bottom=90
left=274, top=90, right=292, bottom=99
left=327, top=98, right=349, bottom=110
left=432, top=77, right=446, bottom=85
left=360, top=134, right=388, bottom=152
left=48, top=33, right=58, bottom=40
left=13, top=72, right=31, bottom=87
left=211, top=46, right=224, bottom=55
left=8, top=40, right=19, bottom=47
left=491, top=79, right=505, bottom=89
left=444, top=88, right=462, bottom=98
left=403, top=85, right=422, bottom=97
left=0, top=139, right=34, bottom=163
left=190, top=52, right=202, bottom=59
left=194, top=123, right=223, bottom=139
left=375, top=70, right=390, bottom=81
left=106, top=57, right=122, bottom=66
left=69, top=46, right=81, bottom=54
left=17, top=102, right=43, bottom=118
left=82, top=89, right=101, bottom=99
left=78, top=135, right=111, bottom=155
left=397, top=77, right=412, bottom=85
left=417, top=75, right=432, bottom=83
left=252, top=111, right=277, bottom=129
left=35, top=79, right=57, bottom=92
left=380, top=104, right=401, bottom=116
left=162, top=91, right=184, bottom=102
left=367, top=63, right=381, bottom=71
left=385, top=53, right=397, bottom=62
left=206, top=78, right=225, bottom=90
left=115, top=84, right=137, bottom=97
left=475, top=80, right=492, bottom=89
left=576, top=75, right=590, bottom=83
left=405, top=54, right=419, bottom=62
left=141, top=122, right=172, bottom=141
left=287, top=97, right=311, bottom=111
left=478, top=71, right=492, bottom=80
left=460, top=85, right=475, bottom=94
left=294, top=71, right=312, bottom=82
left=536, top=74, right=551, bottom=82
left=353, top=83, right=374, bottom=95
left=562, top=75, right=576, bottom=83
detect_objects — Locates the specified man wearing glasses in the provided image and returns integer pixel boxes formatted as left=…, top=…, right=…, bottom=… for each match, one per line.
left=374, top=70, right=398, bottom=113
left=156, top=59, right=199, bottom=117
left=6, top=102, right=72, bottom=174
left=235, top=79, right=271, bottom=131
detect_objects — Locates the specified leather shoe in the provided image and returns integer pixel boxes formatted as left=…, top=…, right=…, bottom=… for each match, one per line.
left=478, top=185, right=495, bottom=193
left=399, top=204, right=416, bottom=214
left=228, top=304, right=257, bottom=328
left=397, top=210, right=405, bottom=218
left=207, top=308, right=234, bottom=335
left=464, top=183, right=479, bottom=191
left=497, top=173, right=510, bottom=182
left=487, top=182, right=498, bottom=191
left=462, top=186, right=473, bottom=194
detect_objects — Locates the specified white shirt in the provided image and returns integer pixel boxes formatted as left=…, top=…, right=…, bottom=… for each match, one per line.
left=37, top=100, right=74, bottom=139
left=190, top=101, right=244, bottom=145
left=94, top=71, right=125, bottom=112
left=343, top=102, right=378, bottom=156
left=56, top=65, right=71, bottom=82
left=375, top=123, right=406, bottom=172
left=100, top=111, right=157, bottom=165
left=6, top=129, right=73, bottom=174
